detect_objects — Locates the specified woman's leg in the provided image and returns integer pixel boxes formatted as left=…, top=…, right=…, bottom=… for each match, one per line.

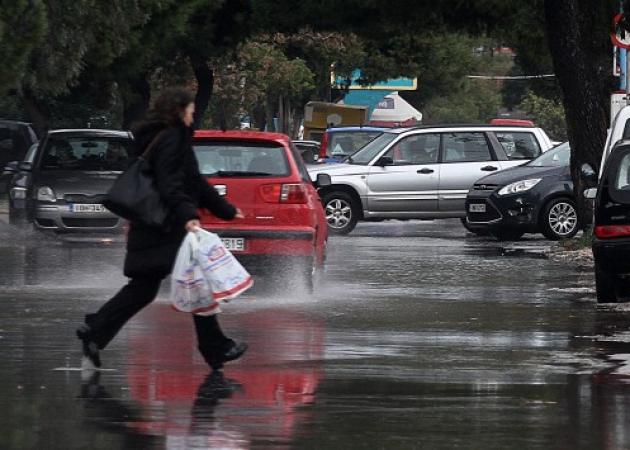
left=83, top=275, right=163, bottom=350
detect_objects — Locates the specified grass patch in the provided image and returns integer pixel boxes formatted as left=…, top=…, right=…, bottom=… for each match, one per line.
left=558, top=229, right=593, bottom=251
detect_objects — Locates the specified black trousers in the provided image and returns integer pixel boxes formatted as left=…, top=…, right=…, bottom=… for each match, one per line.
left=85, top=275, right=230, bottom=360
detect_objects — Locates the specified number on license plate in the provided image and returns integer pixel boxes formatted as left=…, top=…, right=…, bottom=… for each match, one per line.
left=469, top=203, right=486, bottom=213
left=221, top=238, right=245, bottom=252
left=70, top=204, right=106, bottom=213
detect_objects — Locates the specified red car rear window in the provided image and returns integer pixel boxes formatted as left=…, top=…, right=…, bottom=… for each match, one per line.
left=193, top=140, right=290, bottom=177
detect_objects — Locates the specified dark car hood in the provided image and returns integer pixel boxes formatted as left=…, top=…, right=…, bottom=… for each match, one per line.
left=35, top=170, right=120, bottom=196
left=475, top=165, right=568, bottom=187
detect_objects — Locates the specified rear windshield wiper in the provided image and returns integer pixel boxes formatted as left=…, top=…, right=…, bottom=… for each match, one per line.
left=210, top=170, right=274, bottom=177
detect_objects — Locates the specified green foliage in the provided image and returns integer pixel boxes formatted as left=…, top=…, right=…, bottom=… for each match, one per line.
left=421, top=79, right=502, bottom=124
left=519, top=91, right=567, bottom=141
left=0, top=0, right=46, bottom=91
left=209, top=38, right=315, bottom=131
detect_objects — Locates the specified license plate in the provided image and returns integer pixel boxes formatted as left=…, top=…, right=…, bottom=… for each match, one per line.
left=70, top=204, right=107, bottom=213
left=222, top=238, right=245, bottom=252
left=469, top=203, right=486, bottom=213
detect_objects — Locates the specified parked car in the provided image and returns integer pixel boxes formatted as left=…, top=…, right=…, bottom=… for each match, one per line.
left=292, top=140, right=320, bottom=164
left=193, top=130, right=330, bottom=290
left=0, top=120, right=39, bottom=194
left=600, top=105, right=630, bottom=177
left=309, top=124, right=555, bottom=235
left=318, top=126, right=387, bottom=163
left=588, top=140, right=630, bottom=303
left=9, top=129, right=133, bottom=237
left=464, top=142, right=585, bottom=240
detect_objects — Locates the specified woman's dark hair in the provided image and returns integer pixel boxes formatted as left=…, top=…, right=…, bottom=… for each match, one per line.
left=146, top=87, right=195, bottom=125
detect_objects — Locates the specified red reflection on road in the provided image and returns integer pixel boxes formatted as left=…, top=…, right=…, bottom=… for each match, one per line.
left=125, top=304, right=324, bottom=446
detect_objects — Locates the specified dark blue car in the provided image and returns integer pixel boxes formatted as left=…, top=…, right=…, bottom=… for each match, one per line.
left=464, top=142, right=583, bottom=241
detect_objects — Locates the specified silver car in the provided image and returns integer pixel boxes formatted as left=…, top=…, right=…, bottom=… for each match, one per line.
left=308, top=125, right=554, bottom=234
left=9, top=129, right=133, bottom=238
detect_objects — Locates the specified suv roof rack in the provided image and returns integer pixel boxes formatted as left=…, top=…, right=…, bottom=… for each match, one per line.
left=407, top=123, right=535, bottom=131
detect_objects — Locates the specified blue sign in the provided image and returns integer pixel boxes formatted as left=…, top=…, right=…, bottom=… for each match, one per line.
left=335, top=69, right=417, bottom=91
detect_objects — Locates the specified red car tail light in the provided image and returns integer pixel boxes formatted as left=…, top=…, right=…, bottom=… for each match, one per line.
left=319, top=132, right=329, bottom=160
left=281, top=184, right=308, bottom=203
left=260, top=184, right=308, bottom=204
left=594, top=225, right=630, bottom=239
left=260, top=184, right=283, bottom=203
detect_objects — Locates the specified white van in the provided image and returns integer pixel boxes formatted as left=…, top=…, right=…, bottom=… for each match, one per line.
left=600, top=105, right=630, bottom=176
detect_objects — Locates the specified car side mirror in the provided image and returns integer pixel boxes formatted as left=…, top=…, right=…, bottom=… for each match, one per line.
left=376, top=155, right=394, bottom=167
left=580, top=163, right=597, bottom=184
left=315, top=173, right=332, bottom=188
left=17, top=161, right=33, bottom=171
left=584, top=188, right=598, bottom=200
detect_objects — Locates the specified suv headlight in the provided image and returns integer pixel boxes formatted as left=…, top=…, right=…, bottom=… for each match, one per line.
left=498, top=179, right=542, bottom=196
left=37, top=186, right=56, bottom=202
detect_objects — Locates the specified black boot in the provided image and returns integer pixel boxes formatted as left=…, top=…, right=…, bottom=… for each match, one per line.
left=194, top=315, right=247, bottom=371
left=76, top=324, right=102, bottom=368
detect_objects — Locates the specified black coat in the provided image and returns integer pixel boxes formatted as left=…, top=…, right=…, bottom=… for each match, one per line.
left=123, top=120, right=236, bottom=278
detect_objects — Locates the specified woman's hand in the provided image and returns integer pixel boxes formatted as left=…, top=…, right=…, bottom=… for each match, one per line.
left=234, top=208, right=244, bottom=219
left=185, top=219, right=201, bottom=232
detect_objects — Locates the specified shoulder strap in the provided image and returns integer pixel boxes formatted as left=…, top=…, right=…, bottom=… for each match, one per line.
left=140, top=128, right=171, bottom=160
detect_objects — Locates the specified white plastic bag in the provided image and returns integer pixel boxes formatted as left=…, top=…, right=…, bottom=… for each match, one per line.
left=170, top=233, right=221, bottom=315
left=194, top=228, right=254, bottom=301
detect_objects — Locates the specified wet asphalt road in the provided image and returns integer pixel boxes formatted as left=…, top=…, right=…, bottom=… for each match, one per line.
left=1, top=216, right=630, bottom=450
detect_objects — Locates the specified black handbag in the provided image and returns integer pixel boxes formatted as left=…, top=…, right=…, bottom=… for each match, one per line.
left=103, top=130, right=170, bottom=227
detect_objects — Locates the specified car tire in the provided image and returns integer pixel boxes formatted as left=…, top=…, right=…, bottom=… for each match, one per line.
left=541, top=197, right=580, bottom=240
left=321, top=191, right=359, bottom=235
left=9, top=209, right=28, bottom=227
left=491, top=229, right=524, bottom=241
left=595, top=263, right=618, bottom=303
left=461, top=218, right=490, bottom=236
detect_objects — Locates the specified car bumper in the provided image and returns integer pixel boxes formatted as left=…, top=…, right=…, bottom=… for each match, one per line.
left=33, top=203, right=125, bottom=234
left=465, top=190, right=539, bottom=232
left=592, top=237, right=630, bottom=273
left=202, top=226, right=317, bottom=257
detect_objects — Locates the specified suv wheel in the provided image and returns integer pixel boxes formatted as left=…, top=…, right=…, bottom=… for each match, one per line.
left=9, top=208, right=28, bottom=227
left=322, top=191, right=358, bottom=235
left=541, top=198, right=579, bottom=240
left=595, top=262, right=618, bottom=303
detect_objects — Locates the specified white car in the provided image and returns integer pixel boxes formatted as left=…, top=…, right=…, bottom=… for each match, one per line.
left=309, top=124, right=555, bottom=234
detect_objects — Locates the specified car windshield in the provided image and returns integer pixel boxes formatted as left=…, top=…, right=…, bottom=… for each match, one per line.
left=527, top=142, right=570, bottom=167
left=346, top=132, right=398, bottom=165
left=41, top=136, right=132, bottom=171
left=193, top=141, right=290, bottom=177
left=327, top=131, right=383, bottom=157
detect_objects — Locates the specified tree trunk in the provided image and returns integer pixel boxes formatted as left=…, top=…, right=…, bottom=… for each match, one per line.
left=253, top=104, right=266, bottom=131
left=21, top=89, right=49, bottom=136
left=190, top=55, right=214, bottom=128
left=543, top=0, right=615, bottom=227
left=122, top=76, right=151, bottom=129
left=265, top=96, right=275, bottom=132
left=278, top=95, right=285, bottom=133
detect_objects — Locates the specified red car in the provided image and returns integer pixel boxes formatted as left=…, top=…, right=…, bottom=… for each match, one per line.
left=193, top=130, right=330, bottom=290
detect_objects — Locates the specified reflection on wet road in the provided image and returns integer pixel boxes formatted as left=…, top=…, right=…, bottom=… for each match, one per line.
left=1, top=219, right=630, bottom=449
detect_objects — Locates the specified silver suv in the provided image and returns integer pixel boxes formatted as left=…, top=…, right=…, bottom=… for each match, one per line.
left=308, top=125, right=554, bottom=234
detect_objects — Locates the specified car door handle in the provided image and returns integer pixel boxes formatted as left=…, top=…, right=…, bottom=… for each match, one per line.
left=417, top=168, right=434, bottom=174
left=481, top=165, right=499, bottom=172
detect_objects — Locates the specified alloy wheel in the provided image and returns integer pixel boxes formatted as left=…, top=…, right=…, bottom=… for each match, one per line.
left=326, top=198, right=352, bottom=230
left=548, top=202, right=578, bottom=237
